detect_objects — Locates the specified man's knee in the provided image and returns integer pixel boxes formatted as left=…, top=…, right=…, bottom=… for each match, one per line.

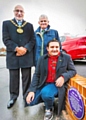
left=41, top=93, right=54, bottom=101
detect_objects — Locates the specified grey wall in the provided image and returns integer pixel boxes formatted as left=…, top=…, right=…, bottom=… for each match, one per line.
left=0, top=0, right=86, bottom=47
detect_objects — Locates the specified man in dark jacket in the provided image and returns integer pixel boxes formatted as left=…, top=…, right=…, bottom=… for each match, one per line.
left=34, top=14, right=61, bottom=66
left=2, top=5, right=35, bottom=109
left=26, top=39, right=76, bottom=120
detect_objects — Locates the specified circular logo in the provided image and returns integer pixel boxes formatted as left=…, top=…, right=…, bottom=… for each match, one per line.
left=68, top=87, right=84, bottom=119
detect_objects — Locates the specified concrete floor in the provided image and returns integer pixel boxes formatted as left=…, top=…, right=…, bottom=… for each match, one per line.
left=0, top=57, right=60, bottom=120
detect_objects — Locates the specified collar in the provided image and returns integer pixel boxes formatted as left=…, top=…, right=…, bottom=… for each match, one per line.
left=14, top=18, right=23, bottom=23
left=16, top=20, right=23, bottom=23
left=40, top=28, right=47, bottom=32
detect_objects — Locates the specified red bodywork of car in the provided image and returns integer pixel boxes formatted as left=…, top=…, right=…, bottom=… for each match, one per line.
left=62, top=36, right=86, bottom=60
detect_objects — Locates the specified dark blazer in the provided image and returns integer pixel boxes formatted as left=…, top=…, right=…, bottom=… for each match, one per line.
left=2, top=18, right=35, bottom=69
left=28, top=52, right=77, bottom=115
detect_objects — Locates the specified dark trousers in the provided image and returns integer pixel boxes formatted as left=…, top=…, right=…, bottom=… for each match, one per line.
left=9, top=68, right=31, bottom=100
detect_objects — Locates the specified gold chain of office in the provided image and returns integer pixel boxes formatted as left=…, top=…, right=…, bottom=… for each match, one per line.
left=10, top=20, right=27, bottom=34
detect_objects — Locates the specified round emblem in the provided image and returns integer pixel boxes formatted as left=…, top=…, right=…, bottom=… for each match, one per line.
left=68, top=87, right=84, bottom=119
left=17, top=28, right=23, bottom=33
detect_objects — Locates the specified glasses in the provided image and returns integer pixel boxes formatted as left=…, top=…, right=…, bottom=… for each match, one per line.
left=40, top=20, right=47, bottom=22
left=14, top=9, right=24, bottom=13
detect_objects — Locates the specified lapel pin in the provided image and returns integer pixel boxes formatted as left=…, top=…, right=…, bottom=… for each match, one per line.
left=59, top=59, right=62, bottom=61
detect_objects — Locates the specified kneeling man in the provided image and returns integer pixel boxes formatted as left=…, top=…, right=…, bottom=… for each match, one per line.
left=26, top=39, right=76, bottom=120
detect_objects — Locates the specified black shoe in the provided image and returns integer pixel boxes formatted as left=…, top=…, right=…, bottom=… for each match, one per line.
left=7, top=99, right=17, bottom=109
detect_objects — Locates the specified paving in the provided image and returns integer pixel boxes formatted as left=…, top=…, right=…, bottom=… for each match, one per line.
left=0, top=56, right=69, bottom=120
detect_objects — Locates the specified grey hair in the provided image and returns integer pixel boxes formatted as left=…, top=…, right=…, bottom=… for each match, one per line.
left=39, top=14, right=48, bottom=20
left=14, top=5, right=24, bottom=12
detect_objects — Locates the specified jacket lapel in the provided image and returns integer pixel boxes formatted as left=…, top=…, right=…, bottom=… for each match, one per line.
left=44, top=55, right=48, bottom=75
left=22, top=20, right=25, bottom=24
left=13, top=18, right=25, bottom=25
left=56, top=55, right=63, bottom=71
left=12, top=18, right=18, bottom=24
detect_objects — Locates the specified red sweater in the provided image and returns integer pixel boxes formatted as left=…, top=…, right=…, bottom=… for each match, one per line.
left=46, top=55, right=58, bottom=83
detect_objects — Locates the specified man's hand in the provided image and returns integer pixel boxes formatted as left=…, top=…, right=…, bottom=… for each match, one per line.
left=26, top=92, right=35, bottom=104
left=55, top=76, right=64, bottom=87
left=16, top=47, right=27, bottom=56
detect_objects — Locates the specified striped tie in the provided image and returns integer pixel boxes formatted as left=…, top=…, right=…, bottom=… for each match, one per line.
left=40, top=30, right=45, bottom=56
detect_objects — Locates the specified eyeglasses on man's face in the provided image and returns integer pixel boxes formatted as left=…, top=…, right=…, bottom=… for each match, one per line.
left=40, top=20, right=48, bottom=23
left=14, top=9, right=24, bottom=13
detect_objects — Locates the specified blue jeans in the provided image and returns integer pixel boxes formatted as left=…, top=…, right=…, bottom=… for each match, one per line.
left=28, top=83, right=58, bottom=109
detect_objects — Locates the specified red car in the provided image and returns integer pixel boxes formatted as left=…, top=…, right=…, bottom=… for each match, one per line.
left=60, top=36, right=86, bottom=60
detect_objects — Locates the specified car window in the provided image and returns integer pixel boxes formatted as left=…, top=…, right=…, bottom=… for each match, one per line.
left=60, top=36, right=66, bottom=42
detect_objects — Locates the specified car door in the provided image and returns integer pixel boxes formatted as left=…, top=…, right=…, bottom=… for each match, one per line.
left=77, top=37, right=86, bottom=58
